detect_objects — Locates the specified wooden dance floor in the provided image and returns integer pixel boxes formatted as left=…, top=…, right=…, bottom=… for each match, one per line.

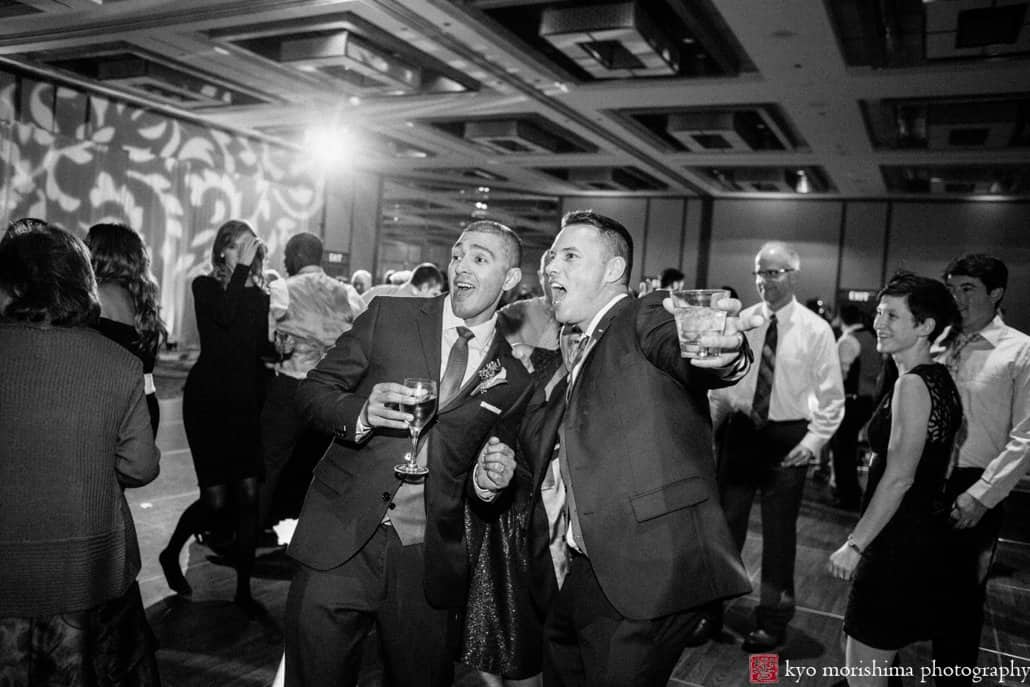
left=136, top=392, right=1030, bottom=686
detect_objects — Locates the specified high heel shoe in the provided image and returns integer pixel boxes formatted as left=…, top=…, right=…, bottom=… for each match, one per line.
left=159, top=548, right=193, bottom=596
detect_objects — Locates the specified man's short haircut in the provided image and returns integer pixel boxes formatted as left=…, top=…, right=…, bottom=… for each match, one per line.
left=943, top=253, right=1008, bottom=300
left=560, top=210, right=634, bottom=285
left=659, top=267, right=685, bottom=288
left=462, top=220, right=523, bottom=269
left=410, top=262, right=444, bottom=288
left=285, top=232, right=323, bottom=268
left=878, top=270, right=959, bottom=342
left=757, top=241, right=801, bottom=270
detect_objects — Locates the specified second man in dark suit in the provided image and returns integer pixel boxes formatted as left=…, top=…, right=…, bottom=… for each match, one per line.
left=538, top=210, right=754, bottom=686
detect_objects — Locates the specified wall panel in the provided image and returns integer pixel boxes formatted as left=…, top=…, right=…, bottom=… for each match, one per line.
left=642, top=198, right=685, bottom=281
left=709, top=199, right=842, bottom=309
left=839, top=201, right=888, bottom=291
left=887, top=202, right=1030, bottom=332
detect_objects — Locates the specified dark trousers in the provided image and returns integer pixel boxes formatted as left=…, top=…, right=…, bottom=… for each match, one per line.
left=931, top=468, right=1005, bottom=687
left=543, top=553, right=699, bottom=687
left=830, top=395, right=874, bottom=507
left=259, top=374, right=329, bottom=529
left=284, top=525, right=454, bottom=687
left=716, top=416, right=809, bottom=635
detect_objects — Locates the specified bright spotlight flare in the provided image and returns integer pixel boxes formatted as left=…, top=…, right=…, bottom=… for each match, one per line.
left=305, top=125, right=357, bottom=167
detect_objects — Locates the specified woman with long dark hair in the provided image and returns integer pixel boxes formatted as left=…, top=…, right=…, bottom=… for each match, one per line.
left=160, top=219, right=272, bottom=614
left=86, top=222, right=168, bottom=435
left=0, top=225, right=161, bottom=684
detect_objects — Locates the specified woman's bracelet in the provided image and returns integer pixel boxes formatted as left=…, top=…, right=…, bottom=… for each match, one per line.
left=846, top=535, right=864, bottom=556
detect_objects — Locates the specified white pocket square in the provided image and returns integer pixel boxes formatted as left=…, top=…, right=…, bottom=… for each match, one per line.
left=479, top=401, right=502, bottom=415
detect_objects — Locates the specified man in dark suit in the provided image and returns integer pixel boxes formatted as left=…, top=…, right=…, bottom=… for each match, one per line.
left=538, top=210, right=755, bottom=686
left=284, top=221, right=534, bottom=687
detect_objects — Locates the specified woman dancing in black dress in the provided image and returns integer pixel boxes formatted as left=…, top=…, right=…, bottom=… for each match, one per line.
left=86, top=223, right=167, bottom=436
left=827, top=272, right=962, bottom=686
left=160, top=219, right=272, bottom=613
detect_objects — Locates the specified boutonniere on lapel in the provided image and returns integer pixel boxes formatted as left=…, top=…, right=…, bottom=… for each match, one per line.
left=472, top=360, right=507, bottom=396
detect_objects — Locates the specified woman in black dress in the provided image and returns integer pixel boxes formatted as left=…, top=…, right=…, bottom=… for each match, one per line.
left=86, top=223, right=167, bottom=436
left=160, top=219, right=271, bottom=613
left=827, top=272, right=962, bottom=686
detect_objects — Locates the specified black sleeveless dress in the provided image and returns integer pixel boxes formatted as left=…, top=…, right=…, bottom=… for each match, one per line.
left=843, top=363, right=961, bottom=650
left=95, top=317, right=160, bottom=436
left=183, top=265, right=271, bottom=487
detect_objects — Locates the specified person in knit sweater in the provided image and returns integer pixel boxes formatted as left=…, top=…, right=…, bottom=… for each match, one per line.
left=0, top=225, right=162, bottom=684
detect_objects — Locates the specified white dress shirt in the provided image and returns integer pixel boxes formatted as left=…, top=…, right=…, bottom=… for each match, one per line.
left=710, top=297, right=845, bottom=455
left=936, top=315, right=1030, bottom=509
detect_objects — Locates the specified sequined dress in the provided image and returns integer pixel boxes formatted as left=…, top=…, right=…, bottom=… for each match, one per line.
left=459, top=348, right=563, bottom=679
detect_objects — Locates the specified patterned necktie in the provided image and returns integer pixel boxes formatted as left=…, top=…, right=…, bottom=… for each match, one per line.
left=439, top=326, right=474, bottom=406
left=560, top=326, right=585, bottom=373
left=751, top=313, right=777, bottom=426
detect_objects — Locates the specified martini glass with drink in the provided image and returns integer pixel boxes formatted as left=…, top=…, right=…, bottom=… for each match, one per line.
left=394, top=377, right=437, bottom=476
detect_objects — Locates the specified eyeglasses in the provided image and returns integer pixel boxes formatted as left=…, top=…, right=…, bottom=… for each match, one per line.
left=752, top=268, right=796, bottom=279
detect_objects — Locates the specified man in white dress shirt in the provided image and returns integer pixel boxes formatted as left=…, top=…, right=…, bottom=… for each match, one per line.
left=933, top=254, right=1030, bottom=686
left=704, top=241, right=845, bottom=652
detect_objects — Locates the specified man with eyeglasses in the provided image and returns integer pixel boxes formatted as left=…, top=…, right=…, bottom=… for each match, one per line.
left=696, top=241, right=844, bottom=652
left=932, top=254, right=1030, bottom=686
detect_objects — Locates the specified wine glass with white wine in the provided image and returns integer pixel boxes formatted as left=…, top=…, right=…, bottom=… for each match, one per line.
left=393, top=377, right=437, bottom=476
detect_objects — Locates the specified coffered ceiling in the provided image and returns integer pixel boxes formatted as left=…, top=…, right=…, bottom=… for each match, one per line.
left=1, top=0, right=1028, bottom=242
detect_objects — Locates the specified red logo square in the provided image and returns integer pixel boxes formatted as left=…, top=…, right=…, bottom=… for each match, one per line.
left=749, top=653, right=779, bottom=683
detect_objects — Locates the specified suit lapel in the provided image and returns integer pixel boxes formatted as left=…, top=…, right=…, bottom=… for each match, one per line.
left=416, top=296, right=444, bottom=380
left=438, top=327, right=507, bottom=415
left=566, top=296, right=631, bottom=401
left=533, top=375, right=567, bottom=491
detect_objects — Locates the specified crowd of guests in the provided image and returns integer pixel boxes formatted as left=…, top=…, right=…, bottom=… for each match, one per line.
left=0, top=211, right=1027, bottom=687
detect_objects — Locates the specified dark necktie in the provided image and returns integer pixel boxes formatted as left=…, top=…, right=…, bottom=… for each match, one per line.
left=751, top=313, right=778, bottom=426
left=391, top=325, right=474, bottom=546
left=439, top=326, right=474, bottom=406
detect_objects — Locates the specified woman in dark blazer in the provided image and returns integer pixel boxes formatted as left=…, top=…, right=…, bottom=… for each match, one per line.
left=0, top=224, right=161, bottom=684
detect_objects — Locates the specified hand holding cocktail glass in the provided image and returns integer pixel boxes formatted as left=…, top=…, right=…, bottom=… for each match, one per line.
left=362, top=379, right=439, bottom=475
left=663, top=290, right=764, bottom=367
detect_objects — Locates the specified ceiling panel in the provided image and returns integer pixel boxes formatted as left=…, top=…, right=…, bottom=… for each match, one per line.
left=0, top=0, right=1026, bottom=207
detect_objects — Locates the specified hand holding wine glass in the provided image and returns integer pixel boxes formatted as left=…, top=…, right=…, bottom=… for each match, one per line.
left=394, top=377, right=438, bottom=476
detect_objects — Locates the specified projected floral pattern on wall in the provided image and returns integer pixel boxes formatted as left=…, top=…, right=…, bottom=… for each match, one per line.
left=0, top=71, right=325, bottom=346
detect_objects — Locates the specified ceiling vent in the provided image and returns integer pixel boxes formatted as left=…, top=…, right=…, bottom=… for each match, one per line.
left=463, top=119, right=562, bottom=154
left=539, top=2, right=679, bottom=78
left=0, top=1, right=40, bottom=19
left=42, top=47, right=267, bottom=109
left=667, top=112, right=755, bottom=152
left=278, top=31, right=421, bottom=92
left=926, top=101, right=1020, bottom=148
left=731, top=168, right=795, bottom=193
left=925, top=1, right=1030, bottom=60
left=555, top=166, right=666, bottom=191
left=882, top=164, right=1028, bottom=194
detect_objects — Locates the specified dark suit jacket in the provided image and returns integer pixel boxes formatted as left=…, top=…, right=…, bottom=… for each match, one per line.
left=289, top=295, right=533, bottom=608
left=562, top=293, right=752, bottom=620
left=521, top=363, right=567, bottom=618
